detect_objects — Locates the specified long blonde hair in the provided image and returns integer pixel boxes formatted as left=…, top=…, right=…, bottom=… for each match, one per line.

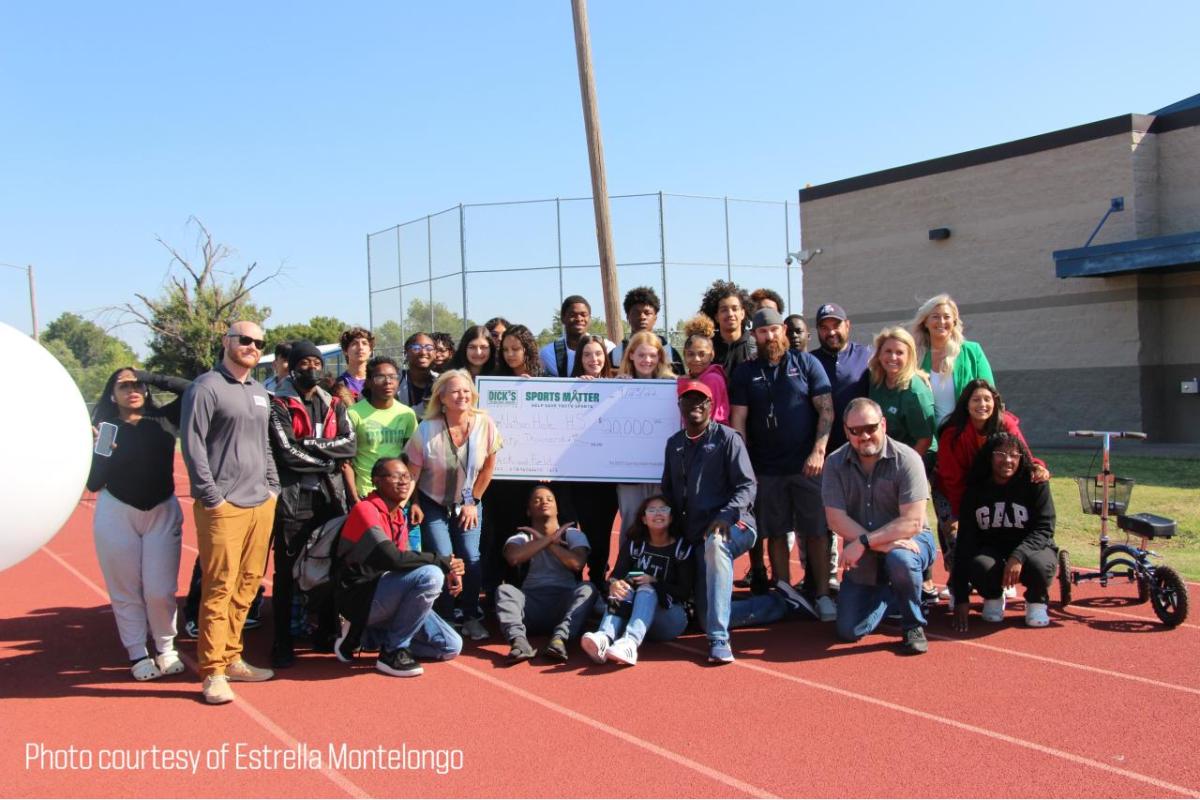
left=424, top=368, right=481, bottom=419
left=618, top=330, right=675, bottom=379
left=868, top=326, right=929, bottom=391
left=909, top=293, right=964, bottom=375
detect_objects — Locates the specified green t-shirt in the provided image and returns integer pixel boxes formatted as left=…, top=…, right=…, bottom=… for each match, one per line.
left=870, top=376, right=938, bottom=453
left=347, top=399, right=418, bottom=497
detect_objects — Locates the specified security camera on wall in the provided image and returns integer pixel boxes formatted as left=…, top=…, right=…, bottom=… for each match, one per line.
left=786, top=248, right=823, bottom=266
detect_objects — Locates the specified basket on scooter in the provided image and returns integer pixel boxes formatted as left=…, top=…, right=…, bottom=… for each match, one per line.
left=1075, top=475, right=1134, bottom=515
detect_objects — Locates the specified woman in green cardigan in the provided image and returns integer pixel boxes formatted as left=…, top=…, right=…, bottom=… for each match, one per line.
left=909, top=293, right=994, bottom=426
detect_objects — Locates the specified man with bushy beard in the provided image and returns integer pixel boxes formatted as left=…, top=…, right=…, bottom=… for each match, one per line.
left=730, top=309, right=835, bottom=619
left=267, top=340, right=357, bottom=668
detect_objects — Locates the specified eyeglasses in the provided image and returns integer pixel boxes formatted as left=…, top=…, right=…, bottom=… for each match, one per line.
left=226, top=334, right=265, bottom=350
left=371, top=374, right=400, bottom=384
left=644, top=505, right=670, bottom=514
left=992, top=450, right=1022, bottom=461
left=115, top=380, right=145, bottom=392
left=678, top=394, right=711, bottom=406
left=408, top=344, right=435, bottom=353
left=846, top=422, right=881, bottom=437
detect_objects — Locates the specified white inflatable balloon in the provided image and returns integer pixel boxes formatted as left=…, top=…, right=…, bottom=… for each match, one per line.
left=0, top=322, right=94, bottom=572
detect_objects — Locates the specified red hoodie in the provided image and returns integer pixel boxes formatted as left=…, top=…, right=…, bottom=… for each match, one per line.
left=934, top=410, right=1045, bottom=518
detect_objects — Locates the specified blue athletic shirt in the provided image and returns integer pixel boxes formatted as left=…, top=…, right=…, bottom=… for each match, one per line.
left=729, top=350, right=832, bottom=476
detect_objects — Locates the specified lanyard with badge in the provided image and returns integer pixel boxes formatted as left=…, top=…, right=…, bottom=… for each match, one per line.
left=445, top=416, right=474, bottom=516
left=759, top=362, right=780, bottom=430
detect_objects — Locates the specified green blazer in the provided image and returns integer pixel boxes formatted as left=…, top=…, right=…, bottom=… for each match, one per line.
left=921, top=339, right=994, bottom=400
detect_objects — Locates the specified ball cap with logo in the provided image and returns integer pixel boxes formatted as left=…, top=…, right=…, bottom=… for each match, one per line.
left=815, top=302, right=848, bottom=323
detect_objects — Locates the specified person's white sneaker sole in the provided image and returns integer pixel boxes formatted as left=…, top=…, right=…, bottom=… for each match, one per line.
left=580, top=632, right=608, bottom=664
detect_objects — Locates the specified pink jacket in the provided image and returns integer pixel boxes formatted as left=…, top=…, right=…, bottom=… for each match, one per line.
left=694, top=363, right=730, bottom=424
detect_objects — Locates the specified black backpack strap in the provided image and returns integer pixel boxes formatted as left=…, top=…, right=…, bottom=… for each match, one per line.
left=554, top=338, right=568, bottom=376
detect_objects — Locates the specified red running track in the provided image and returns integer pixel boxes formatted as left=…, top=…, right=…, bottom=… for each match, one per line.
left=2, top=460, right=1199, bottom=798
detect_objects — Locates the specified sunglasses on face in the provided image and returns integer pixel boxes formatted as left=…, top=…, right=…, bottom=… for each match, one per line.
left=227, top=334, right=265, bottom=350
left=846, top=422, right=881, bottom=437
left=115, top=380, right=145, bottom=392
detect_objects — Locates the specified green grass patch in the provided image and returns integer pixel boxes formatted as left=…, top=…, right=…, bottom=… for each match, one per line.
left=1039, top=450, right=1200, bottom=580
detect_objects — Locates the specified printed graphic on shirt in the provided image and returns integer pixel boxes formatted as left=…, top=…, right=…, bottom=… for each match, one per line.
left=975, top=502, right=1029, bottom=530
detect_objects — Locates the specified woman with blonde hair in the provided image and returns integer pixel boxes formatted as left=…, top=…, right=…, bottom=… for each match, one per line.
left=615, top=330, right=675, bottom=542
left=909, top=294, right=994, bottom=425
left=405, top=369, right=503, bottom=640
left=867, top=326, right=937, bottom=460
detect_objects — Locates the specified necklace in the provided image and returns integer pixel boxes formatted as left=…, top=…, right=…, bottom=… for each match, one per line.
left=685, top=428, right=706, bottom=441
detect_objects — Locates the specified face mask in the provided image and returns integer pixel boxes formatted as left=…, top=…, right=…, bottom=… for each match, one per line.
left=291, top=368, right=321, bottom=390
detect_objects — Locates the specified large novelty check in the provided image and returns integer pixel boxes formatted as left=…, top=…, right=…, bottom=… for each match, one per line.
left=476, top=376, right=679, bottom=482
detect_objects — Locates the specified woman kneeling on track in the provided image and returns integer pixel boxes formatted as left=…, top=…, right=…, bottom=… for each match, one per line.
left=332, top=456, right=465, bottom=677
left=581, top=494, right=694, bottom=666
left=950, top=433, right=1059, bottom=631
left=88, top=367, right=191, bottom=682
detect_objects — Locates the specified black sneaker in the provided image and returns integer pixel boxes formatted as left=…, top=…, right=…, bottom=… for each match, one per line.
left=270, top=640, right=296, bottom=669
left=749, top=568, right=770, bottom=596
left=542, top=636, right=569, bottom=662
left=901, top=627, right=928, bottom=655
left=506, top=636, right=535, bottom=664
left=376, top=647, right=423, bottom=677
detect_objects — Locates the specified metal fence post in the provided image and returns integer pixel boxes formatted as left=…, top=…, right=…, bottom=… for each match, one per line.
left=459, top=204, right=468, bottom=331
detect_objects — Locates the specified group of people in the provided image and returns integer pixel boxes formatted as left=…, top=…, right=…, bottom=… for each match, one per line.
left=84, top=280, right=1060, bottom=704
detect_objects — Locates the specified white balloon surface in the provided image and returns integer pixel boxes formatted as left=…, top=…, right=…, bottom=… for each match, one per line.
left=0, top=322, right=93, bottom=572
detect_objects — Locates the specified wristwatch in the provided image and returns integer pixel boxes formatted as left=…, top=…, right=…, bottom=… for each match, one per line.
left=858, top=533, right=871, bottom=549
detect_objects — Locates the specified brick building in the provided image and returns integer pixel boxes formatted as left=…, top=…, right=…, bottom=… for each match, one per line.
left=798, top=94, right=1200, bottom=445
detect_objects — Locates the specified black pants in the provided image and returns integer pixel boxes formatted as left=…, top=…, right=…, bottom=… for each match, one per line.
left=968, top=546, right=1058, bottom=604
left=566, top=481, right=617, bottom=589
left=271, top=496, right=337, bottom=650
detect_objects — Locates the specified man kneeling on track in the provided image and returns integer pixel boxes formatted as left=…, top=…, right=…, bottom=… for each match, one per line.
left=332, top=456, right=464, bottom=677
left=495, top=485, right=597, bottom=664
left=950, top=432, right=1059, bottom=632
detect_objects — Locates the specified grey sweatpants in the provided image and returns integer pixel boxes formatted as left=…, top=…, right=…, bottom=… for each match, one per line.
left=494, top=582, right=597, bottom=642
left=93, top=491, right=183, bottom=661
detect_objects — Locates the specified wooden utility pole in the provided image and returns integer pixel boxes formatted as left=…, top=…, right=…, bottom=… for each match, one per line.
left=570, top=0, right=622, bottom=345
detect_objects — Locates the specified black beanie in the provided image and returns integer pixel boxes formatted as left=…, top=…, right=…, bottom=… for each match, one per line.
left=288, top=340, right=323, bottom=370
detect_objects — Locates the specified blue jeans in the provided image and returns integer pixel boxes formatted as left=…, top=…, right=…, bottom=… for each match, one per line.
left=836, top=529, right=936, bottom=642
left=418, top=493, right=482, bottom=621
left=366, top=566, right=463, bottom=659
left=692, top=522, right=758, bottom=642
left=598, top=585, right=689, bottom=645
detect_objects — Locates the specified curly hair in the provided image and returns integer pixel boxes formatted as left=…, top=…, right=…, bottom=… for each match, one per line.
left=682, top=313, right=715, bottom=350
left=967, top=432, right=1035, bottom=489
left=339, top=326, right=375, bottom=352
left=749, top=287, right=785, bottom=314
left=698, top=280, right=752, bottom=331
left=623, top=286, right=661, bottom=314
left=360, top=355, right=400, bottom=402
left=496, top=324, right=543, bottom=377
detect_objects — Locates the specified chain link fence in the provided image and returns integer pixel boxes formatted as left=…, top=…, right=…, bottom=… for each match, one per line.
left=366, top=191, right=800, bottom=356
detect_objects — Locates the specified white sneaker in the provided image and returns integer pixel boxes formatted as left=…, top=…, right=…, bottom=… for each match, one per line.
left=982, top=596, right=1006, bottom=623
left=1004, top=585, right=1018, bottom=600
left=1025, top=602, right=1050, bottom=627
left=815, top=594, right=837, bottom=622
left=605, top=636, right=638, bottom=666
left=785, top=530, right=796, bottom=556
left=130, top=656, right=162, bottom=682
left=580, top=631, right=610, bottom=664
left=461, top=617, right=489, bottom=641
left=155, top=651, right=185, bottom=676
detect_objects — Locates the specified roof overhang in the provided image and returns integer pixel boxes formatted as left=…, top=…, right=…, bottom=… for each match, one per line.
left=1053, top=230, right=1200, bottom=278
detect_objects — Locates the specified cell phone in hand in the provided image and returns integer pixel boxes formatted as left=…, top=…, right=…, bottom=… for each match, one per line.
left=624, top=571, right=645, bottom=582
left=94, top=422, right=118, bottom=457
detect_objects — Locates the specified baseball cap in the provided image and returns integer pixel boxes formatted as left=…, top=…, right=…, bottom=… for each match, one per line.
left=750, top=308, right=785, bottom=330
left=676, top=378, right=713, bottom=400
left=815, top=303, right=847, bottom=322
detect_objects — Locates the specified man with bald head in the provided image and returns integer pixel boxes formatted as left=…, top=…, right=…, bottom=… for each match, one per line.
left=181, top=321, right=281, bottom=704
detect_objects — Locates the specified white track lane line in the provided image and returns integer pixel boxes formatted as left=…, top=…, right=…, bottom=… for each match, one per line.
left=1067, top=604, right=1199, bottom=631
left=41, top=546, right=368, bottom=799
left=665, top=642, right=1200, bottom=798
left=925, top=632, right=1200, bottom=695
left=446, top=660, right=779, bottom=799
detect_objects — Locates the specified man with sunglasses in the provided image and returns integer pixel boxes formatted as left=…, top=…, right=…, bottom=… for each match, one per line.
left=181, top=321, right=281, bottom=704
left=822, top=397, right=935, bottom=655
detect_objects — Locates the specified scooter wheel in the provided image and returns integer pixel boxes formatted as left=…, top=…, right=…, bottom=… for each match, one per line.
left=1149, top=565, right=1189, bottom=627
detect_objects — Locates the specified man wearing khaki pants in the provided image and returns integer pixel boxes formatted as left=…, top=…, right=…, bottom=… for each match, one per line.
left=181, top=321, right=280, bottom=704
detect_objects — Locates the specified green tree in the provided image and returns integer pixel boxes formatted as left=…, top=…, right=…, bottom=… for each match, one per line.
left=42, top=312, right=140, bottom=401
left=265, top=315, right=351, bottom=349
left=119, top=218, right=275, bottom=378
left=402, top=298, right=474, bottom=337
left=373, top=320, right=406, bottom=359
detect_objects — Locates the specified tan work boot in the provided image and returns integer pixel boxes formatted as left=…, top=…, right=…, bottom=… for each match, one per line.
left=225, top=659, right=275, bottom=682
left=202, top=675, right=235, bottom=704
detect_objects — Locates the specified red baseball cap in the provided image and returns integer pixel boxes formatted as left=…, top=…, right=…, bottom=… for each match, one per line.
left=676, top=378, right=713, bottom=400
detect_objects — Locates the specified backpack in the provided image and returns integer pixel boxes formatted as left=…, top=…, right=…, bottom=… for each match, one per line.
left=293, top=513, right=348, bottom=593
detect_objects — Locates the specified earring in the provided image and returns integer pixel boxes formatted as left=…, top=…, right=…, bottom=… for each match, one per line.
left=110, top=396, right=116, bottom=403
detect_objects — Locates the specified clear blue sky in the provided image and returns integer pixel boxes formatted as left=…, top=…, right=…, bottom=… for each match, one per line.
left=2, top=2, right=1197, bottom=351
